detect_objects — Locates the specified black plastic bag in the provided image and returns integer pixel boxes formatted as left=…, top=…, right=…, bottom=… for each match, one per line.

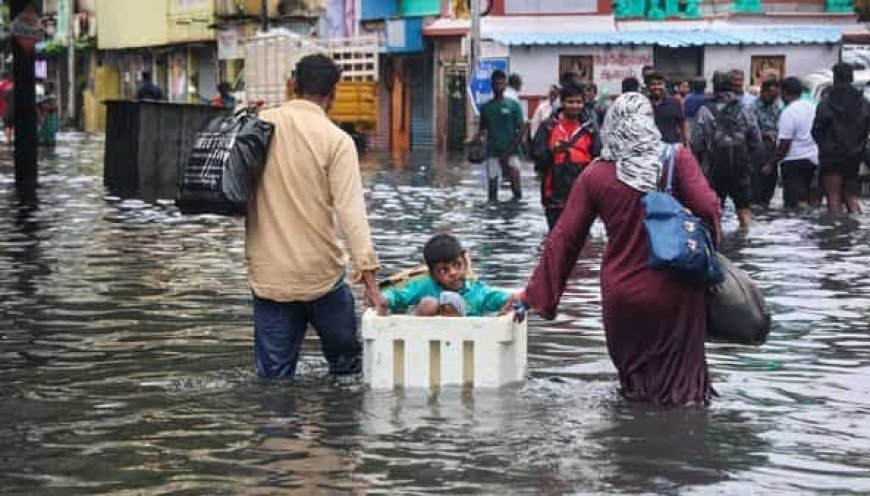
left=707, top=253, right=771, bottom=345
left=177, top=110, right=275, bottom=216
left=466, top=135, right=486, bottom=164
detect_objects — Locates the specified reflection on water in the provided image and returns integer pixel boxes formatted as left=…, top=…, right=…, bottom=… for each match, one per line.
left=1, top=135, right=870, bottom=494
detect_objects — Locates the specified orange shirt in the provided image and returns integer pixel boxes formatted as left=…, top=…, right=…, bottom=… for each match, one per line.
left=547, top=119, right=592, bottom=166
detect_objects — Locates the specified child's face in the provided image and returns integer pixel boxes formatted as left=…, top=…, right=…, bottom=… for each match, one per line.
left=561, top=94, right=584, bottom=120
left=431, top=255, right=467, bottom=291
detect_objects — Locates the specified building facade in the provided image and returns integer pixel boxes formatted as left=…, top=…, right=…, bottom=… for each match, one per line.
left=424, top=0, right=859, bottom=150
left=360, top=0, right=437, bottom=152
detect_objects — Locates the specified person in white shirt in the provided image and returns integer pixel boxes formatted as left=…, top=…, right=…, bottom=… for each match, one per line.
left=530, top=84, right=560, bottom=139
left=763, top=77, right=818, bottom=209
left=505, top=73, right=527, bottom=121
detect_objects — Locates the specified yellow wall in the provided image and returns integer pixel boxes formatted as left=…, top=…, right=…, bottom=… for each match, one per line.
left=95, top=0, right=169, bottom=49
left=84, top=65, right=121, bottom=132
left=168, top=0, right=215, bottom=43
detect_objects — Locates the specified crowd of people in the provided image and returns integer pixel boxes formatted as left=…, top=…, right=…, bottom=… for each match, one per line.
left=477, top=62, right=870, bottom=230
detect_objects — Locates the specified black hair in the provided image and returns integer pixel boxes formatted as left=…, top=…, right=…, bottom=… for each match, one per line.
left=560, top=71, right=578, bottom=86
left=690, top=78, right=706, bottom=93
left=833, top=62, right=854, bottom=84
left=491, top=69, right=507, bottom=83
left=217, top=81, right=232, bottom=94
left=621, top=77, right=640, bottom=93
left=142, top=71, right=152, bottom=81
left=712, top=71, right=733, bottom=93
left=295, top=54, right=342, bottom=97
left=781, top=77, right=802, bottom=97
left=423, top=234, right=464, bottom=269
left=646, top=71, right=665, bottom=83
left=508, top=73, right=522, bottom=89
left=760, top=79, right=780, bottom=93
left=560, top=81, right=585, bottom=101
left=588, top=82, right=598, bottom=93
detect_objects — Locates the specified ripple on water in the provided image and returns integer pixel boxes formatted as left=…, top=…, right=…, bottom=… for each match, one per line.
left=1, top=136, right=870, bottom=494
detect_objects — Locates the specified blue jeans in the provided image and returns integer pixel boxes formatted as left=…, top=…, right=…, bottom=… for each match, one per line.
left=252, top=283, right=361, bottom=378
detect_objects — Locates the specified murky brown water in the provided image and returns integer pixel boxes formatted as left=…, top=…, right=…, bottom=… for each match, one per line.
left=1, top=134, right=870, bottom=494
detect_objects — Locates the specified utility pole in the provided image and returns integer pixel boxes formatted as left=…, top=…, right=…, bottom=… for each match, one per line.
left=67, top=0, right=75, bottom=127
left=260, top=0, right=269, bottom=32
left=468, top=0, right=481, bottom=137
left=10, top=0, right=39, bottom=201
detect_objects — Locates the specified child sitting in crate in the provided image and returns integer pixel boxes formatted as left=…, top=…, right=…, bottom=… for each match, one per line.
left=380, top=233, right=515, bottom=317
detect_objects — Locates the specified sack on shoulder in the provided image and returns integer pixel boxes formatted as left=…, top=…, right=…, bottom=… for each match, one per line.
left=177, top=109, right=275, bottom=216
left=642, top=144, right=723, bottom=285
left=707, top=253, right=771, bottom=345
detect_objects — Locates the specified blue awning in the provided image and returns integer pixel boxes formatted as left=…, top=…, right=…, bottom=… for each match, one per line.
left=490, top=27, right=842, bottom=48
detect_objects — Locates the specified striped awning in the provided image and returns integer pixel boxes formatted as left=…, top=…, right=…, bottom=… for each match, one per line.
left=490, top=27, right=842, bottom=48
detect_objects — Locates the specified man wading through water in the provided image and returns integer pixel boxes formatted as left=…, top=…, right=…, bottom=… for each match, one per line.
left=247, top=55, right=385, bottom=378
left=532, top=82, right=601, bottom=230
left=477, top=70, right=525, bottom=202
left=693, top=71, right=761, bottom=229
left=751, top=79, right=783, bottom=208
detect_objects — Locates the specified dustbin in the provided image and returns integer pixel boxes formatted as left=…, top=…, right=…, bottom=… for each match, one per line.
left=103, top=100, right=227, bottom=201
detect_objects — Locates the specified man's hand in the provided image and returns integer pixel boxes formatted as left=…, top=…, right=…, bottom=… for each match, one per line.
left=364, top=285, right=388, bottom=316
left=762, top=163, right=776, bottom=176
left=552, top=140, right=571, bottom=154
left=360, top=270, right=388, bottom=315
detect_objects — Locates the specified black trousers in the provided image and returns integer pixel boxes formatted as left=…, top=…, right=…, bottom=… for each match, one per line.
left=780, top=159, right=817, bottom=209
left=751, top=140, right=778, bottom=207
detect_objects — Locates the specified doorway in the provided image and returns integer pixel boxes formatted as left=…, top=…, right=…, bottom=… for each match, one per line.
left=653, top=46, right=703, bottom=86
left=446, top=68, right=466, bottom=151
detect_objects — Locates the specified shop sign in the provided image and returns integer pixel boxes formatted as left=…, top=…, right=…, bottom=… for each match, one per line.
left=218, top=29, right=240, bottom=60
left=469, top=57, right=509, bottom=114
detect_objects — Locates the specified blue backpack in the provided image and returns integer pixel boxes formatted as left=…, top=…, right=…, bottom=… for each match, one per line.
left=642, top=145, right=723, bottom=285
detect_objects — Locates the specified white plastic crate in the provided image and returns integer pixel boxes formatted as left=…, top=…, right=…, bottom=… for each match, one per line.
left=361, top=310, right=528, bottom=389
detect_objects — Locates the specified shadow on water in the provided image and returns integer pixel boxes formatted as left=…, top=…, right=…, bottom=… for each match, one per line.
left=2, top=134, right=870, bottom=493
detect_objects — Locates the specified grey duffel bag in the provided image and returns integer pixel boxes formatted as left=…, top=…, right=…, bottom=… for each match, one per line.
left=707, top=254, right=771, bottom=345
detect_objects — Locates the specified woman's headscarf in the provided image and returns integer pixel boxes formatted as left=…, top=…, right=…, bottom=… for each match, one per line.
left=601, top=92, right=664, bottom=193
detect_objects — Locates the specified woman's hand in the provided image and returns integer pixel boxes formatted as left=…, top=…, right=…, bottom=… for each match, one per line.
left=501, top=290, right=529, bottom=323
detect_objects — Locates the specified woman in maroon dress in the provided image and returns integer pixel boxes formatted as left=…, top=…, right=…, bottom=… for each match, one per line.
left=512, top=93, right=722, bottom=406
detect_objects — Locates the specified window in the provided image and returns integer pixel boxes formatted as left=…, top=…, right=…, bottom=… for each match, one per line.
left=751, top=56, right=785, bottom=86
left=559, top=56, right=594, bottom=83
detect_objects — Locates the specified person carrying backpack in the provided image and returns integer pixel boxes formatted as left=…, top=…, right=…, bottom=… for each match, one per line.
left=811, top=63, right=870, bottom=213
left=692, top=71, right=761, bottom=229
left=531, top=82, right=601, bottom=230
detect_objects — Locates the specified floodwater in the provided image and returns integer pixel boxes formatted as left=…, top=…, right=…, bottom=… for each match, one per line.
left=1, top=133, right=870, bottom=495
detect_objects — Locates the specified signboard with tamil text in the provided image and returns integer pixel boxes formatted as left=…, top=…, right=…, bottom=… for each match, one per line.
left=469, top=57, right=509, bottom=115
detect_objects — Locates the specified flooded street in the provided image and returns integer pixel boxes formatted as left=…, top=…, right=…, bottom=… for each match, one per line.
left=2, top=133, right=870, bottom=494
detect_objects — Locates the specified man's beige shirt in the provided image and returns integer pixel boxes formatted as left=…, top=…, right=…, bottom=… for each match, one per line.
left=246, top=99, right=379, bottom=302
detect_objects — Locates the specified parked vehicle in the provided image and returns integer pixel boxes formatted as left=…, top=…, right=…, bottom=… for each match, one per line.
left=242, top=30, right=379, bottom=152
left=799, top=69, right=870, bottom=103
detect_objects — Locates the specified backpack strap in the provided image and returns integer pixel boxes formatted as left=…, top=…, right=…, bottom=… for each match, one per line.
left=662, top=144, right=679, bottom=193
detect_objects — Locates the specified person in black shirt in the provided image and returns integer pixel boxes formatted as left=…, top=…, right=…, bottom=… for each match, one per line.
left=136, top=71, right=164, bottom=101
left=647, top=71, right=687, bottom=145
left=621, top=77, right=640, bottom=94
